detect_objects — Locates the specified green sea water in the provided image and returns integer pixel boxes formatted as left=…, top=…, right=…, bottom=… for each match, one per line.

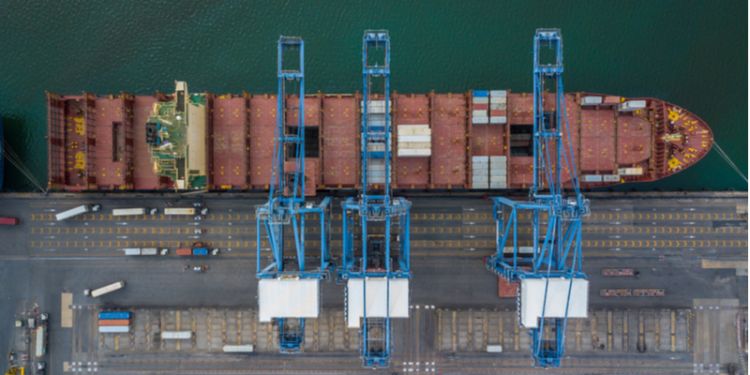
left=0, top=0, right=746, bottom=191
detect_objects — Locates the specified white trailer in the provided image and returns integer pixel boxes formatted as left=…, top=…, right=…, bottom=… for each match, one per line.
left=35, top=326, right=46, bottom=357
left=112, top=208, right=146, bottom=216
left=88, top=281, right=125, bottom=298
left=223, top=344, right=254, bottom=353
left=164, top=207, right=195, bottom=216
left=56, top=204, right=100, bottom=221
left=123, top=248, right=141, bottom=256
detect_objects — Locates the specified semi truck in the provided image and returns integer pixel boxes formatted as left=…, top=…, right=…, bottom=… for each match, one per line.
left=55, top=204, right=101, bottom=221
left=85, top=281, right=125, bottom=298
left=122, top=248, right=166, bottom=256
left=601, top=268, right=639, bottom=277
left=164, top=207, right=195, bottom=216
left=112, top=208, right=158, bottom=216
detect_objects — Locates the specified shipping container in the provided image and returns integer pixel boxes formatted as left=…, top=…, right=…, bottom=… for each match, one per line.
left=35, top=326, right=46, bottom=357
left=486, top=344, right=503, bottom=353
left=123, top=248, right=141, bottom=256
left=89, top=281, right=125, bottom=298
left=176, top=248, right=192, bottom=256
left=140, top=247, right=158, bottom=256
left=98, top=311, right=132, bottom=320
left=56, top=204, right=92, bottom=221
left=98, top=326, right=130, bottom=333
left=112, top=208, right=146, bottom=216
left=223, top=344, right=255, bottom=353
left=97, top=319, right=130, bottom=326
left=0, top=217, right=19, bottom=225
left=601, top=268, right=637, bottom=277
left=164, top=207, right=195, bottom=216
left=161, top=331, right=192, bottom=340
left=192, top=248, right=208, bottom=256
left=497, top=277, right=518, bottom=298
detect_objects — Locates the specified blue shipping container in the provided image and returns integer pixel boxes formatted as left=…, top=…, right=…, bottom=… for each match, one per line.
left=472, top=90, right=489, bottom=97
left=193, top=248, right=208, bottom=256
left=98, top=311, right=131, bottom=320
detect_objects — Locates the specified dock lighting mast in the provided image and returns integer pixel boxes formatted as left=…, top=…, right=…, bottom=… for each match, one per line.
left=485, top=29, right=590, bottom=367
left=255, top=36, right=332, bottom=353
left=339, top=30, right=411, bottom=368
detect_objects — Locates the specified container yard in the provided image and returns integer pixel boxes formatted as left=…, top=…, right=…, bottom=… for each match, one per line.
left=0, top=4, right=746, bottom=374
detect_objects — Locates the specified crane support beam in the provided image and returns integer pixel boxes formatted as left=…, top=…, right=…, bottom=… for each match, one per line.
left=486, top=28, right=590, bottom=368
left=340, top=30, right=411, bottom=369
left=255, top=36, right=332, bottom=354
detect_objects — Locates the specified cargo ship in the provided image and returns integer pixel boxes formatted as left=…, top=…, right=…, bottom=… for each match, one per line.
left=46, top=82, right=713, bottom=194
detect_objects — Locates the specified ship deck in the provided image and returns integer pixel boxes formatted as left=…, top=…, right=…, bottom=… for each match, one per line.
left=47, top=90, right=713, bottom=193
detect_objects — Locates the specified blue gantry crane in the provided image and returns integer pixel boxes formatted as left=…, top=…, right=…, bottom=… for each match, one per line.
left=339, top=30, right=411, bottom=368
left=485, top=29, right=590, bottom=367
left=255, top=36, right=332, bottom=353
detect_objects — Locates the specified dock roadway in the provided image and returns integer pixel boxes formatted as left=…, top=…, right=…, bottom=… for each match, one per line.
left=0, top=192, right=745, bottom=374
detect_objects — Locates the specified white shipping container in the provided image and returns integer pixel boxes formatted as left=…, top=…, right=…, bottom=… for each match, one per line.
left=397, top=135, right=431, bottom=143
left=582, top=175, right=603, bottom=182
left=55, top=205, right=90, bottom=221
left=490, top=97, right=507, bottom=104
left=472, top=182, right=489, bottom=189
left=35, top=326, right=45, bottom=357
left=472, top=117, right=489, bottom=124
left=397, top=141, right=431, bottom=149
left=618, top=167, right=643, bottom=176
left=489, top=90, right=507, bottom=97
left=472, top=97, right=489, bottom=104
left=602, top=174, right=620, bottom=182
left=581, top=96, right=603, bottom=106
left=472, top=110, right=488, bottom=117
left=98, top=326, right=130, bottom=333
left=223, top=344, right=254, bottom=353
left=90, top=281, right=125, bottom=298
left=490, top=103, right=507, bottom=110
left=112, top=208, right=146, bottom=216
left=123, top=248, right=141, bottom=256
left=490, top=116, right=507, bottom=124
left=618, top=100, right=647, bottom=112
left=367, top=143, right=385, bottom=151
left=397, top=149, right=431, bottom=157
left=397, top=124, right=430, bottom=135
left=486, top=344, right=503, bottom=353
left=140, top=248, right=158, bottom=256
left=161, top=331, right=192, bottom=340
left=472, top=156, right=489, bottom=162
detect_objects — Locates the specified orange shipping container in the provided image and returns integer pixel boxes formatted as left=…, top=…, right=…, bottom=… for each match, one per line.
left=176, top=248, right=192, bottom=256
left=497, top=277, right=518, bottom=298
left=98, top=319, right=130, bottom=326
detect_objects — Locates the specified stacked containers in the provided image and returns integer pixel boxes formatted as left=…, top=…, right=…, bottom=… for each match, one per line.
left=471, top=90, right=489, bottom=125
left=489, top=90, right=507, bottom=124
left=364, top=100, right=388, bottom=184
left=471, top=156, right=489, bottom=189
left=98, top=310, right=131, bottom=333
left=489, top=156, right=507, bottom=188
left=396, top=124, right=431, bottom=157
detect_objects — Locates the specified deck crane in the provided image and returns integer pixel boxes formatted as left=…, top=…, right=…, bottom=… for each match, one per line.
left=485, top=29, right=590, bottom=367
left=255, top=36, right=332, bottom=353
left=339, top=30, right=412, bottom=368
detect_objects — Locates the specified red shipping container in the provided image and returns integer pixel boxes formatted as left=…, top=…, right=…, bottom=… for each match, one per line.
left=472, top=103, right=489, bottom=110
left=176, top=248, right=192, bottom=256
left=489, top=110, right=507, bottom=116
left=0, top=217, right=19, bottom=225
left=498, top=277, right=519, bottom=298
left=98, top=319, right=130, bottom=326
